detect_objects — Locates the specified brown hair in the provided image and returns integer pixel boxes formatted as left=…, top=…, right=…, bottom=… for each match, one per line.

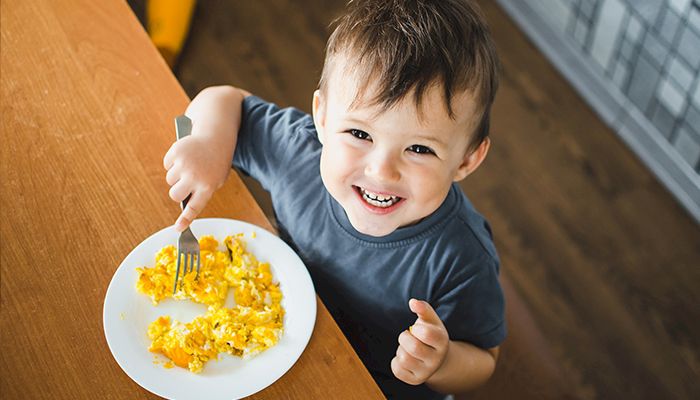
left=319, top=0, right=499, bottom=150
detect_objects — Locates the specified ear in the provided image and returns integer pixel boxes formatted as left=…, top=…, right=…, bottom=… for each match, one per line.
left=453, top=137, right=490, bottom=182
left=312, top=90, right=326, bottom=144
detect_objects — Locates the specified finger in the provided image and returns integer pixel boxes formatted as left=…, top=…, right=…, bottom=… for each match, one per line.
left=174, top=214, right=190, bottom=232
left=409, top=298, right=444, bottom=327
left=398, top=329, right=432, bottom=359
left=163, top=145, right=177, bottom=170
left=396, top=344, right=424, bottom=371
left=181, top=190, right=210, bottom=220
left=391, top=356, right=420, bottom=386
left=168, top=179, right=191, bottom=203
left=173, top=216, right=190, bottom=232
left=174, top=190, right=211, bottom=231
left=408, top=323, right=447, bottom=350
left=165, top=163, right=181, bottom=186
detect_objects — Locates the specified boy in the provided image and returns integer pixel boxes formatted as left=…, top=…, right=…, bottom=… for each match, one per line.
left=163, top=0, right=505, bottom=398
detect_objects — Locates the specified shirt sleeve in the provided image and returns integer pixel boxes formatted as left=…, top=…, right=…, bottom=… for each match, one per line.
left=233, top=95, right=312, bottom=192
left=434, top=256, right=507, bottom=349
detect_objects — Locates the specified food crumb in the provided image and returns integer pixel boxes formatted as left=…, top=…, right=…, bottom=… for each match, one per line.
left=120, top=312, right=126, bottom=320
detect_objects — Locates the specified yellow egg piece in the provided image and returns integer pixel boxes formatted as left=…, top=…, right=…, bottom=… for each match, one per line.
left=137, top=235, right=284, bottom=373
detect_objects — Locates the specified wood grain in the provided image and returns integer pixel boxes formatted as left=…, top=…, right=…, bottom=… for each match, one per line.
left=169, top=1, right=700, bottom=399
left=0, top=0, right=383, bottom=399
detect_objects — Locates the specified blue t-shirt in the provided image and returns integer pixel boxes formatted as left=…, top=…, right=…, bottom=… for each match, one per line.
left=234, top=95, right=506, bottom=399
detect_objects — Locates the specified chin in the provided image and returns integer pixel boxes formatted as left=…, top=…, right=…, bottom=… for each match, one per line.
left=348, top=216, right=398, bottom=237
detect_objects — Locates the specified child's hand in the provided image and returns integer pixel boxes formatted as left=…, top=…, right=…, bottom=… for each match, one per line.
left=391, top=298, right=449, bottom=386
left=163, top=133, right=231, bottom=231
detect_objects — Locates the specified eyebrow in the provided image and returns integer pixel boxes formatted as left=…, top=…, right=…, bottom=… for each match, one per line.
left=343, top=116, right=448, bottom=148
left=344, top=116, right=372, bottom=126
left=411, top=133, right=447, bottom=148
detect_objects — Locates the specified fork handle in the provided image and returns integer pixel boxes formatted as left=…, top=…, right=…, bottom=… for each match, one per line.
left=181, top=194, right=192, bottom=210
left=175, top=114, right=192, bottom=140
left=174, top=115, right=193, bottom=211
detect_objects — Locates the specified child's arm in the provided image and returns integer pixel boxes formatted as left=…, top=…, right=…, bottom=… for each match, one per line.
left=163, top=85, right=250, bottom=231
left=426, top=338, right=499, bottom=394
left=391, top=299, right=499, bottom=394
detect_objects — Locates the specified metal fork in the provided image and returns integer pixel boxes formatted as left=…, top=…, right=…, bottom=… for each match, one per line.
left=173, top=115, right=201, bottom=294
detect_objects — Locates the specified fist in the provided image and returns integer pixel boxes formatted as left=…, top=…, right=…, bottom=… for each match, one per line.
left=391, top=298, right=449, bottom=385
left=163, top=134, right=230, bottom=231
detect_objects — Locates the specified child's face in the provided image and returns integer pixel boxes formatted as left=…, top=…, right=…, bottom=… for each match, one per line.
left=313, top=61, right=489, bottom=237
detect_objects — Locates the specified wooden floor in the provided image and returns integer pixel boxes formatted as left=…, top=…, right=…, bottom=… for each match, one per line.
left=132, top=1, right=700, bottom=398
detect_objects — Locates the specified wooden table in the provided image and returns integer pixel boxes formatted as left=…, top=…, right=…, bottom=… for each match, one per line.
left=0, top=1, right=384, bottom=398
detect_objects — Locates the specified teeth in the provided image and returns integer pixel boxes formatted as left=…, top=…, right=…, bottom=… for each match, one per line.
left=360, top=187, right=400, bottom=208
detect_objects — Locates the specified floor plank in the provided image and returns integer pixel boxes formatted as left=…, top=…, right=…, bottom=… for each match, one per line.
left=470, top=3, right=700, bottom=399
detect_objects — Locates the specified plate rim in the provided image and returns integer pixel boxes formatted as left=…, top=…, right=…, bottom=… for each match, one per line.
left=103, top=218, right=317, bottom=400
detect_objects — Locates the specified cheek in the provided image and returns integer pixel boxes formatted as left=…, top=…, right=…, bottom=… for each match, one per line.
left=321, top=139, right=363, bottom=180
left=328, top=140, right=363, bottom=168
left=407, top=165, right=451, bottom=201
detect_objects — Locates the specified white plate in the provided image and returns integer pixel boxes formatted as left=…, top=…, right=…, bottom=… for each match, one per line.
left=103, top=218, right=316, bottom=400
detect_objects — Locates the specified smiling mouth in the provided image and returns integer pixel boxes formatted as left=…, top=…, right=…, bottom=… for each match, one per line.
left=355, top=186, right=403, bottom=208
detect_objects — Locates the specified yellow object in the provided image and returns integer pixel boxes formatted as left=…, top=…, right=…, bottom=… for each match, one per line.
left=146, top=0, right=196, bottom=67
left=136, top=235, right=285, bottom=373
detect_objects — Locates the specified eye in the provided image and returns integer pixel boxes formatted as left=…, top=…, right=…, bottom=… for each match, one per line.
left=407, top=144, right=435, bottom=155
left=349, top=129, right=371, bottom=141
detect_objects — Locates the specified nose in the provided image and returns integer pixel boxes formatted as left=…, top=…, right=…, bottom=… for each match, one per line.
left=364, top=149, right=401, bottom=183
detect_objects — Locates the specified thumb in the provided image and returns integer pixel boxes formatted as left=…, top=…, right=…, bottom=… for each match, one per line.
left=174, top=191, right=209, bottom=232
left=409, top=298, right=443, bottom=326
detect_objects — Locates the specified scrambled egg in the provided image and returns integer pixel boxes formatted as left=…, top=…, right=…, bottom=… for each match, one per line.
left=136, top=234, right=284, bottom=373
